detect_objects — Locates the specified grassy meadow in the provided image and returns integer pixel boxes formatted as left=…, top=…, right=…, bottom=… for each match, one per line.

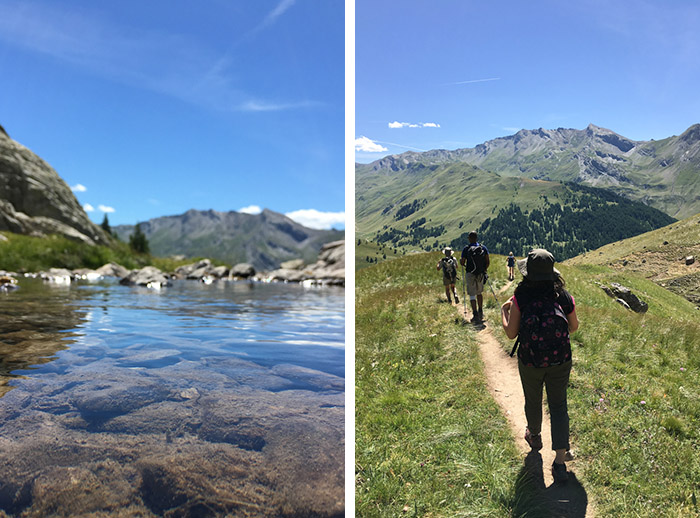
left=0, top=231, right=197, bottom=273
left=356, top=250, right=700, bottom=517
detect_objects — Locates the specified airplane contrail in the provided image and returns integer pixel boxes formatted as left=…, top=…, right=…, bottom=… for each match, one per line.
left=444, top=77, right=501, bottom=86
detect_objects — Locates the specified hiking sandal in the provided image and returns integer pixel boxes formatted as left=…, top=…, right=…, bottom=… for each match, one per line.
left=524, top=428, right=542, bottom=450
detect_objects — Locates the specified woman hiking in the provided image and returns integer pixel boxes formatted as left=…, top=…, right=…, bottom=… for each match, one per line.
left=500, top=249, right=579, bottom=483
left=506, top=251, right=516, bottom=281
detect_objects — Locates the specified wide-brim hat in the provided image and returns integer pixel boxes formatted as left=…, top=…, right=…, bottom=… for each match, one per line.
left=443, top=247, right=453, bottom=255
left=517, top=248, right=560, bottom=281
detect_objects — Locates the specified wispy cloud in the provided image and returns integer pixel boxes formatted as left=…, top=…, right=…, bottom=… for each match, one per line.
left=0, top=0, right=311, bottom=114
left=285, top=209, right=344, bottom=230
left=239, top=99, right=321, bottom=112
left=71, top=183, right=87, bottom=192
left=355, top=136, right=388, bottom=153
left=239, top=205, right=262, bottom=215
left=83, top=203, right=94, bottom=212
left=98, top=205, right=115, bottom=213
left=444, top=77, right=501, bottom=86
left=388, top=121, right=441, bottom=129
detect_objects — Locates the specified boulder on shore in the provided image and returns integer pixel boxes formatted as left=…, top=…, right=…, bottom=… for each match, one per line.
left=229, top=263, right=256, bottom=279
left=96, top=262, right=130, bottom=278
left=120, top=266, right=171, bottom=288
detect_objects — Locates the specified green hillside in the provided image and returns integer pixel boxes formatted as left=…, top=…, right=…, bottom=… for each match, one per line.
left=566, top=212, right=700, bottom=305
left=356, top=160, right=675, bottom=260
left=356, top=252, right=700, bottom=517
left=358, top=123, right=700, bottom=220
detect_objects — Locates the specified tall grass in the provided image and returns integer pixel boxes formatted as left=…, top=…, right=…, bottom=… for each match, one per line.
left=358, top=251, right=700, bottom=517
left=488, top=259, right=700, bottom=517
left=0, top=232, right=196, bottom=272
left=356, top=253, right=542, bottom=517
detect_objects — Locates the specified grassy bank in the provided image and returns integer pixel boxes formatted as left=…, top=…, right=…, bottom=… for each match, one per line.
left=356, top=253, right=527, bottom=517
left=357, top=252, right=700, bottom=517
left=0, top=232, right=194, bottom=273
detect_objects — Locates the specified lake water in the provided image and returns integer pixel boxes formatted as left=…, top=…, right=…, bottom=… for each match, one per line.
left=0, top=278, right=345, bottom=517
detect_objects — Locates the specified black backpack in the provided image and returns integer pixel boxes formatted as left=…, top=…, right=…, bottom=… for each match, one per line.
left=466, top=244, right=487, bottom=275
left=509, top=296, right=571, bottom=367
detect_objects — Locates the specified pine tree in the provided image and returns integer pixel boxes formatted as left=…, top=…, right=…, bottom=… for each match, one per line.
left=129, top=224, right=150, bottom=254
left=100, top=214, right=112, bottom=235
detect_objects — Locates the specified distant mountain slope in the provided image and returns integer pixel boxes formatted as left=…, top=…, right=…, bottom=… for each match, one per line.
left=113, top=209, right=343, bottom=271
left=0, top=125, right=108, bottom=244
left=359, top=123, right=700, bottom=219
left=356, top=158, right=674, bottom=259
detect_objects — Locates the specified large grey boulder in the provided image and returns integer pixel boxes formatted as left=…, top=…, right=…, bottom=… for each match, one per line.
left=119, top=266, right=171, bottom=288
left=229, top=263, right=256, bottom=279
left=602, top=282, right=649, bottom=313
left=0, top=127, right=108, bottom=245
left=96, top=262, right=130, bottom=278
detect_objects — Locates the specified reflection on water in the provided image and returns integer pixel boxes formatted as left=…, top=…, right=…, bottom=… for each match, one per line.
left=0, top=278, right=344, bottom=517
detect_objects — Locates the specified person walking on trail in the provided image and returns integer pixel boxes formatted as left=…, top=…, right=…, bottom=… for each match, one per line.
left=500, top=248, right=579, bottom=484
left=460, top=231, right=489, bottom=323
left=506, top=252, right=516, bottom=281
left=437, top=247, right=459, bottom=304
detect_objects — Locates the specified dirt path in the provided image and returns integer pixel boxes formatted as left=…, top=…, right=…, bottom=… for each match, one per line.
left=455, top=284, right=595, bottom=517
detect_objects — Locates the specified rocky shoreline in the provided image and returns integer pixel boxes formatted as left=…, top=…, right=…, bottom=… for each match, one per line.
left=1, top=240, right=345, bottom=290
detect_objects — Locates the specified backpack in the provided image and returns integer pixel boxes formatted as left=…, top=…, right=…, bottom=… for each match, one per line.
left=442, top=257, right=457, bottom=279
left=509, top=297, right=571, bottom=367
left=466, top=244, right=487, bottom=275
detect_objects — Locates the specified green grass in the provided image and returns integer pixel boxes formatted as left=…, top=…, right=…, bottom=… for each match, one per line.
left=356, top=253, right=539, bottom=517
left=358, top=252, right=700, bottom=517
left=487, top=260, right=700, bottom=517
left=0, top=232, right=197, bottom=273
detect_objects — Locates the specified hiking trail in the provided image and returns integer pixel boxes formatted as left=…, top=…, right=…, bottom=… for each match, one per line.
left=454, top=281, right=595, bottom=517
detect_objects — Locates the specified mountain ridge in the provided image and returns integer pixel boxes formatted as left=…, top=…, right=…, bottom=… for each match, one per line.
left=113, top=209, right=343, bottom=271
left=358, top=123, right=700, bottom=219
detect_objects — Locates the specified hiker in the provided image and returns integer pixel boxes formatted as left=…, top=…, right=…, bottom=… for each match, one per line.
left=460, top=231, right=489, bottom=322
left=437, top=247, right=459, bottom=304
left=500, top=249, right=579, bottom=484
left=506, top=252, right=516, bottom=281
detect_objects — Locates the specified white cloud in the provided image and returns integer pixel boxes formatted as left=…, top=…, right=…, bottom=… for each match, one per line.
left=285, top=209, right=345, bottom=230
left=388, top=121, right=440, bottom=128
left=355, top=136, right=388, bottom=152
left=98, top=205, right=115, bottom=213
left=71, top=183, right=87, bottom=192
left=239, top=205, right=262, bottom=214
left=83, top=203, right=94, bottom=212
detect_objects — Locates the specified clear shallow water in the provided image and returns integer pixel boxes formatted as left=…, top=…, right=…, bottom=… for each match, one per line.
left=0, top=278, right=345, bottom=517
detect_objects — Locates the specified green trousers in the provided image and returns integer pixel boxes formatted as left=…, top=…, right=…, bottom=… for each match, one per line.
left=518, top=359, right=572, bottom=451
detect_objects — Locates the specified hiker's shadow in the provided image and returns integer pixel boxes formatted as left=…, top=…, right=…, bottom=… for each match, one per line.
left=512, top=451, right=588, bottom=518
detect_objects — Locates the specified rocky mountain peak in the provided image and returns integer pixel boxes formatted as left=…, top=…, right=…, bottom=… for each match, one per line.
left=679, top=123, right=700, bottom=144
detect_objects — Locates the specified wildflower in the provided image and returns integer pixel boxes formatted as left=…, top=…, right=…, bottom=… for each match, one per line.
left=640, top=400, right=646, bottom=405
left=680, top=367, right=686, bottom=371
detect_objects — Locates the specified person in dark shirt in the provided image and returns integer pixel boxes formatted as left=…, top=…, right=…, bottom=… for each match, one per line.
left=460, top=231, right=490, bottom=322
left=500, top=248, right=579, bottom=483
left=506, top=252, right=516, bottom=281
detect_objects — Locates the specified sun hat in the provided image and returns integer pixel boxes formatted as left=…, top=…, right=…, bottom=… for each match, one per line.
left=517, top=248, right=560, bottom=281
left=443, top=247, right=453, bottom=255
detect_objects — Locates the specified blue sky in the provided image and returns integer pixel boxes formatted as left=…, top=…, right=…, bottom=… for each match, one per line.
left=355, top=0, right=700, bottom=163
left=0, top=0, right=344, bottom=229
